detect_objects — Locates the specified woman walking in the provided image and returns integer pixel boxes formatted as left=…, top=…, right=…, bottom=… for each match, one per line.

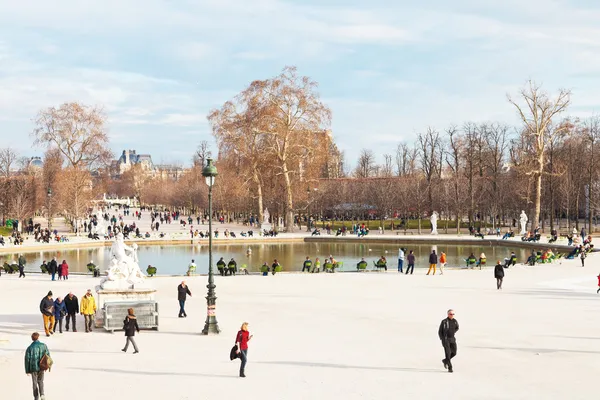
left=61, top=260, right=69, bottom=280
left=121, top=308, right=140, bottom=354
left=235, top=322, right=253, bottom=377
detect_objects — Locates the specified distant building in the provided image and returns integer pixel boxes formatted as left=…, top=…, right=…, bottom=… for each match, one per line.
left=110, top=150, right=183, bottom=180
left=29, top=157, right=43, bottom=169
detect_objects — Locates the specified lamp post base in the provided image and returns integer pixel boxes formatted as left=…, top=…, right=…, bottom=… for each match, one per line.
left=201, top=316, right=221, bottom=335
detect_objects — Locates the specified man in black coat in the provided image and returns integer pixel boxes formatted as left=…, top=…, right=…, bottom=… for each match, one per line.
left=438, top=309, right=459, bottom=373
left=64, top=292, right=79, bottom=332
left=48, top=257, right=58, bottom=281
left=40, top=291, right=55, bottom=337
left=177, top=281, right=192, bottom=318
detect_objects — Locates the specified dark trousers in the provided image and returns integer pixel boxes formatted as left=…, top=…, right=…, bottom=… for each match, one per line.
left=398, top=259, right=403, bottom=273
left=302, top=266, right=311, bottom=272
left=496, top=277, right=503, bottom=290
left=179, top=300, right=187, bottom=316
left=53, top=316, right=64, bottom=333
left=19, top=266, right=25, bottom=278
left=51, top=273, right=55, bottom=281
left=84, top=314, right=93, bottom=332
left=31, top=371, right=44, bottom=399
left=239, top=349, right=248, bottom=374
left=405, top=264, right=414, bottom=274
left=66, top=313, right=76, bottom=331
left=442, top=340, right=457, bottom=369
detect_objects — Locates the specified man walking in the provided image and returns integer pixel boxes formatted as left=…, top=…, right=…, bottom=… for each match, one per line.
left=39, top=291, right=55, bottom=337
left=177, top=281, right=192, bottom=318
left=427, top=250, right=438, bottom=275
left=25, top=332, right=50, bottom=400
left=48, top=257, right=58, bottom=281
left=405, top=250, right=415, bottom=275
left=302, top=257, right=312, bottom=272
left=64, top=292, right=79, bottom=332
left=18, top=253, right=26, bottom=278
left=438, top=309, right=459, bottom=373
left=80, top=289, right=97, bottom=333
left=397, top=248, right=405, bottom=273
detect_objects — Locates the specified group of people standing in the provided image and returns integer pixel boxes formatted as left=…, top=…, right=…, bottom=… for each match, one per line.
left=40, top=258, right=69, bottom=280
left=39, top=289, right=96, bottom=336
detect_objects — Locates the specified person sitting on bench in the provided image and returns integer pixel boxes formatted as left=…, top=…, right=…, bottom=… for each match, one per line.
left=311, top=228, right=321, bottom=236
left=217, top=257, right=226, bottom=276
left=375, top=256, right=387, bottom=271
left=357, top=258, right=368, bottom=271
left=510, top=252, right=517, bottom=267
left=227, top=258, right=237, bottom=275
left=526, top=251, right=536, bottom=266
left=466, top=253, right=477, bottom=268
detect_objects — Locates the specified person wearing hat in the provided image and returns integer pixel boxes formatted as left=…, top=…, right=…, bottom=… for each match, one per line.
left=39, top=291, right=55, bottom=337
left=80, top=289, right=97, bottom=333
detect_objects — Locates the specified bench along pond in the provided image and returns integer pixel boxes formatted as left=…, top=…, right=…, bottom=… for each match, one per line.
left=11, top=242, right=544, bottom=275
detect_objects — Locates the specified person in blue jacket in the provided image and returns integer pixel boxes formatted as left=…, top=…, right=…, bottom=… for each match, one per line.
left=52, top=297, right=67, bottom=334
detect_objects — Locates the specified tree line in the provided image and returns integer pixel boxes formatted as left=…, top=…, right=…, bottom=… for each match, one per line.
left=1, top=70, right=597, bottom=234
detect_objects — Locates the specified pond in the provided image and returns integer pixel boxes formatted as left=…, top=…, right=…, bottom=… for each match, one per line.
left=8, top=241, right=539, bottom=275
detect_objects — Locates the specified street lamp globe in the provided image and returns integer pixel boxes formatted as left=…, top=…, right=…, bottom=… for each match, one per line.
left=202, top=158, right=218, bottom=187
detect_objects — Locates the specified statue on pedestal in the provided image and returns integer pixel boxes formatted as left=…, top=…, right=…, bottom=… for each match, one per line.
left=263, top=208, right=270, bottom=224
left=519, top=210, right=528, bottom=235
left=430, top=211, right=439, bottom=235
left=99, top=233, right=146, bottom=289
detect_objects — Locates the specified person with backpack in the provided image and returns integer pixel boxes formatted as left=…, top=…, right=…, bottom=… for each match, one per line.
left=580, top=250, right=586, bottom=267
left=25, top=332, right=51, bottom=400
left=121, top=308, right=140, bottom=354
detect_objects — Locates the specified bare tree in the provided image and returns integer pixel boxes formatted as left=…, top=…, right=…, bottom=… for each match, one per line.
left=32, top=102, right=113, bottom=169
left=417, top=127, right=443, bottom=212
left=0, top=147, right=18, bottom=178
left=381, top=154, right=394, bottom=177
left=355, top=149, right=376, bottom=178
left=193, top=140, right=212, bottom=167
left=508, top=81, right=571, bottom=229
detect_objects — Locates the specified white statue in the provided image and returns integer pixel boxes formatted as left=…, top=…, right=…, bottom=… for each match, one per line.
left=263, top=208, right=270, bottom=224
left=519, top=210, right=528, bottom=235
left=99, top=233, right=146, bottom=289
left=430, top=211, right=439, bottom=235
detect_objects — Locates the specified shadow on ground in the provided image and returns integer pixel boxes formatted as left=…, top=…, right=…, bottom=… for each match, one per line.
left=256, top=360, right=442, bottom=373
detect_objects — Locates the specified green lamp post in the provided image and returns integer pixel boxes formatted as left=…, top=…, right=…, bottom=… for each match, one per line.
left=201, top=158, right=220, bottom=335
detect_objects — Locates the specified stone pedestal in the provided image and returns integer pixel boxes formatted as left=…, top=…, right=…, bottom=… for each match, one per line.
left=95, top=288, right=157, bottom=329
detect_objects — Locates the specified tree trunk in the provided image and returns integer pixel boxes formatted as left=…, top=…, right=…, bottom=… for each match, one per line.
left=253, top=168, right=264, bottom=225
left=281, top=163, right=294, bottom=232
left=533, top=171, right=542, bottom=231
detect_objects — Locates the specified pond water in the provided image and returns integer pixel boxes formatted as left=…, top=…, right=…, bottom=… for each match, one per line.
left=10, top=242, right=539, bottom=275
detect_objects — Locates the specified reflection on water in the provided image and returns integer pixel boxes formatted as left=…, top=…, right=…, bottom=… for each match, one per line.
left=10, top=242, right=539, bottom=275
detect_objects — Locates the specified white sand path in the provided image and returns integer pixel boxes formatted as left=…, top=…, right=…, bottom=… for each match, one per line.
left=0, top=254, right=599, bottom=399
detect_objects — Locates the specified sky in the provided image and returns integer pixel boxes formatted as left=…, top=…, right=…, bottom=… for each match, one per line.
left=1, top=0, right=600, bottom=167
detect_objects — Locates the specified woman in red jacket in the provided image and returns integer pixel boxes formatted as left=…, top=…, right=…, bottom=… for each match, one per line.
left=61, top=260, right=69, bottom=280
left=235, top=322, right=253, bottom=377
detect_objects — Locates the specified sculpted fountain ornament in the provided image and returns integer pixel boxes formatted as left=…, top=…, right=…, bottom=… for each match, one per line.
left=95, top=232, right=157, bottom=330
left=430, top=211, right=439, bottom=235
left=99, top=233, right=148, bottom=290
left=519, top=210, right=528, bottom=235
